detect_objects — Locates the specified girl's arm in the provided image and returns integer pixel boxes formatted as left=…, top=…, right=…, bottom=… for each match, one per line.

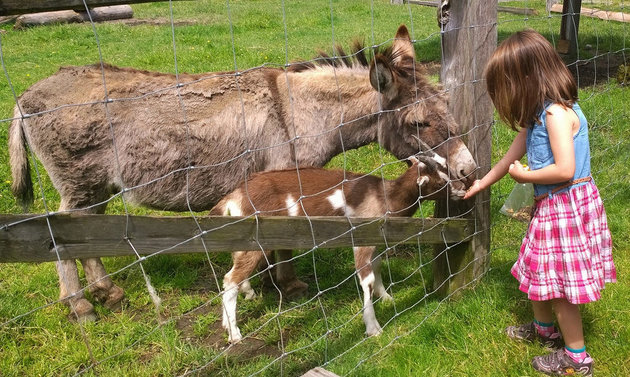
left=509, top=104, right=577, bottom=184
left=464, top=127, right=527, bottom=199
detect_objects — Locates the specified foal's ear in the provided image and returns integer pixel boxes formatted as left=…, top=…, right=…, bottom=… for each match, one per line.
left=417, top=176, right=429, bottom=187
left=369, top=55, right=395, bottom=94
left=392, top=25, right=415, bottom=65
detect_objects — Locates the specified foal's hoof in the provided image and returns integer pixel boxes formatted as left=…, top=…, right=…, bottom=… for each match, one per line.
left=365, top=324, right=383, bottom=337
left=282, top=279, right=309, bottom=301
left=67, top=299, right=97, bottom=323
left=103, top=285, right=125, bottom=312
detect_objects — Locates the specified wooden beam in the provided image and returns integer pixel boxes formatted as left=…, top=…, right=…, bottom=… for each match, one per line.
left=0, top=214, right=473, bottom=263
left=0, top=0, right=189, bottom=16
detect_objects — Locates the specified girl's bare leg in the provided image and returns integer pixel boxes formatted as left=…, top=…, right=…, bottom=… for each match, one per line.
left=532, top=300, right=554, bottom=324
left=553, top=298, right=585, bottom=349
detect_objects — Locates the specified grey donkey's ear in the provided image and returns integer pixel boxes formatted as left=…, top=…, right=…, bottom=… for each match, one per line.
left=369, top=55, right=395, bottom=94
left=392, top=25, right=415, bottom=65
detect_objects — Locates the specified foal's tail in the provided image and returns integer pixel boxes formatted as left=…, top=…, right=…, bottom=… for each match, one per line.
left=8, top=106, right=34, bottom=211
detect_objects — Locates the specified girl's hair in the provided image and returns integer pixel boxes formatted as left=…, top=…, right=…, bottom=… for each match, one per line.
left=484, top=29, right=578, bottom=131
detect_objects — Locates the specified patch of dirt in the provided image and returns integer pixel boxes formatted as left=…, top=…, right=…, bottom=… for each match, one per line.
left=565, top=52, right=628, bottom=88
left=107, top=17, right=200, bottom=27
left=420, top=61, right=441, bottom=77
left=174, top=303, right=282, bottom=360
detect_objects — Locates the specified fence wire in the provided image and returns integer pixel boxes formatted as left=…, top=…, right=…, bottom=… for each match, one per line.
left=0, top=1, right=627, bottom=376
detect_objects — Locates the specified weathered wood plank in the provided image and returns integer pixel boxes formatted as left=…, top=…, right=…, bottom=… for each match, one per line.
left=301, top=367, right=341, bottom=377
left=0, top=214, right=472, bottom=263
left=0, top=0, right=188, bottom=16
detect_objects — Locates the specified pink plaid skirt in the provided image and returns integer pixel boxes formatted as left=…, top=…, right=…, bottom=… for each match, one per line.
left=511, top=181, right=617, bottom=304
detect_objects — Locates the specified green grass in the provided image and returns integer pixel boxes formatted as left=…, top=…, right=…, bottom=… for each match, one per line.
left=1, top=1, right=629, bottom=376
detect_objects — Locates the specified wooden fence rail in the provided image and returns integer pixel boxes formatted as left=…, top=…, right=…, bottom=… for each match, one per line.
left=0, top=214, right=472, bottom=263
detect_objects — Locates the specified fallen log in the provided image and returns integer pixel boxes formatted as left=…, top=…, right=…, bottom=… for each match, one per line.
left=14, top=5, right=133, bottom=29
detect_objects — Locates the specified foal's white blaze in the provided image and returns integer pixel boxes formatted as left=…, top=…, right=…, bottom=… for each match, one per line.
left=432, top=152, right=447, bottom=169
left=286, top=194, right=299, bottom=216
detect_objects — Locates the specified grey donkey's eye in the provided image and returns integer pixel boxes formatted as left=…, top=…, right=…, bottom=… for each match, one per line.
left=412, top=122, right=431, bottom=128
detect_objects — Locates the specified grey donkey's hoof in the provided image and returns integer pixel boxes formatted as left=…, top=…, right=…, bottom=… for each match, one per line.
left=281, top=279, right=309, bottom=301
left=103, top=285, right=125, bottom=312
left=67, top=299, right=97, bottom=323
left=261, top=274, right=309, bottom=300
left=89, top=283, right=125, bottom=312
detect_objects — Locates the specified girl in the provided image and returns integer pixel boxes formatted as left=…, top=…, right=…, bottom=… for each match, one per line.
left=464, top=30, right=617, bottom=376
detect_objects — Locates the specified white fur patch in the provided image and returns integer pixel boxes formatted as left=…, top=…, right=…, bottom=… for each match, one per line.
left=327, top=189, right=354, bottom=215
left=286, top=194, right=299, bottom=216
left=225, top=200, right=242, bottom=216
left=417, top=176, right=429, bottom=186
left=432, top=153, right=447, bottom=169
left=438, top=171, right=450, bottom=183
left=327, top=189, right=345, bottom=209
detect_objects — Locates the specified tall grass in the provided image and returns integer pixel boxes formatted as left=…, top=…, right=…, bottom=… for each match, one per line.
left=0, top=1, right=628, bottom=376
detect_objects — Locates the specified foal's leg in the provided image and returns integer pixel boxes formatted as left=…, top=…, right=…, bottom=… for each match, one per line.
left=371, top=251, right=392, bottom=302
left=353, top=246, right=382, bottom=336
left=222, top=250, right=271, bottom=343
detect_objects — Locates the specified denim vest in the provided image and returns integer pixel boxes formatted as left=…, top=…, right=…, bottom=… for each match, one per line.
left=526, top=102, right=591, bottom=198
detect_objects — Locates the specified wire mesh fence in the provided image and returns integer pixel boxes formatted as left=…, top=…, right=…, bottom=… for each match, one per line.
left=0, top=1, right=627, bottom=376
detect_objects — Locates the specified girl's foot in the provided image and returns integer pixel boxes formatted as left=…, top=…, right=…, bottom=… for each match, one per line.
left=532, top=348, right=593, bottom=376
left=506, top=322, right=563, bottom=349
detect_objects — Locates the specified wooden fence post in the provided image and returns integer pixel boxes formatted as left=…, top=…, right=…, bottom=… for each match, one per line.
left=432, top=0, right=496, bottom=297
left=558, top=0, right=583, bottom=56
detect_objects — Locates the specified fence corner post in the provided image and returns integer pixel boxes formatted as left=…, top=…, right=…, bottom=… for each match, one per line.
left=432, top=0, right=496, bottom=298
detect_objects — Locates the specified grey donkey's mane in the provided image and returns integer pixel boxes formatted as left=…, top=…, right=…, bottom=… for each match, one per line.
left=288, top=40, right=422, bottom=79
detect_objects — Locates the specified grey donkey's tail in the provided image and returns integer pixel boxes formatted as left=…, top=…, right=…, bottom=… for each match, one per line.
left=8, top=107, right=34, bottom=211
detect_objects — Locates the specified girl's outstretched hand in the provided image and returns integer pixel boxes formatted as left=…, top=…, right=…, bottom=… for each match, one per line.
left=463, top=179, right=482, bottom=200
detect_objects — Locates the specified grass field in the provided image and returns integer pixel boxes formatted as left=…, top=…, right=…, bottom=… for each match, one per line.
left=0, top=1, right=628, bottom=376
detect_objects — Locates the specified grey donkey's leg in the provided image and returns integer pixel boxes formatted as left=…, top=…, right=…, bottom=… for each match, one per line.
left=56, top=259, right=97, bottom=322
left=77, top=199, right=124, bottom=312
left=80, top=258, right=125, bottom=311
left=55, top=199, right=124, bottom=321
left=272, top=250, right=309, bottom=300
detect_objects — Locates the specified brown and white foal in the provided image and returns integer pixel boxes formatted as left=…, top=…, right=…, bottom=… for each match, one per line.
left=210, top=149, right=466, bottom=343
